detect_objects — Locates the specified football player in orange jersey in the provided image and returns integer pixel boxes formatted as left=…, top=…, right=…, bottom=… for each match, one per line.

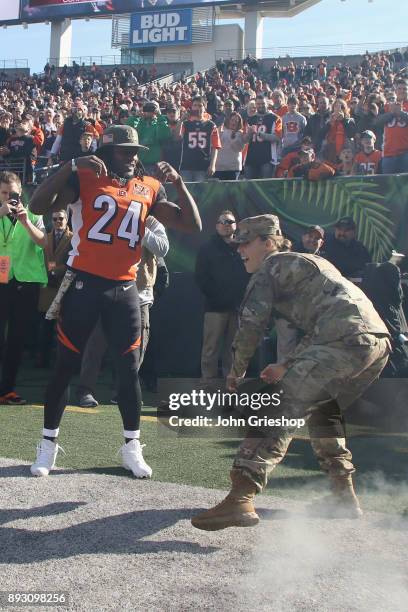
left=29, top=124, right=201, bottom=479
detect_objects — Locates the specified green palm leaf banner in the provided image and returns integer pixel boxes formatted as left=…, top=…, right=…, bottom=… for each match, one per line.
left=163, top=174, right=408, bottom=272
left=24, top=174, right=408, bottom=273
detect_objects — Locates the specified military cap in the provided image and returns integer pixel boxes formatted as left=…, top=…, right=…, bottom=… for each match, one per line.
left=97, top=124, right=148, bottom=150
left=233, top=214, right=282, bottom=244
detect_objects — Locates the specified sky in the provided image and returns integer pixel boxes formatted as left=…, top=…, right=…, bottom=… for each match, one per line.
left=0, top=0, right=407, bottom=72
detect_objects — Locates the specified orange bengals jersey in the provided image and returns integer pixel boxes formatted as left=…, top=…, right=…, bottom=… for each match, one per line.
left=383, top=101, right=408, bottom=157
left=354, top=150, right=382, bottom=175
left=273, top=105, right=289, bottom=118
left=67, top=168, right=161, bottom=281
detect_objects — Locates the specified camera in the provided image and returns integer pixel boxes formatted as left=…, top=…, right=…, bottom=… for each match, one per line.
left=7, top=191, right=20, bottom=225
left=9, top=191, right=20, bottom=205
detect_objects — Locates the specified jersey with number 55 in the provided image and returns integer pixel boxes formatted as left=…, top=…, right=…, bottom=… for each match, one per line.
left=180, top=119, right=221, bottom=172
left=67, top=167, right=162, bottom=280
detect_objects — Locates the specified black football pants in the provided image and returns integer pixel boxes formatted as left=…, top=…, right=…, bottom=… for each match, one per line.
left=44, top=271, right=142, bottom=431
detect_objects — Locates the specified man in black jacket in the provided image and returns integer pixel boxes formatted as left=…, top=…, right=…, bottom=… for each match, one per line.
left=195, top=210, right=249, bottom=383
left=304, top=95, right=331, bottom=155
left=324, top=217, right=371, bottom=278
left=48, top=101, right=90, bottom=164
left=293, top=225, right=325, bottom=255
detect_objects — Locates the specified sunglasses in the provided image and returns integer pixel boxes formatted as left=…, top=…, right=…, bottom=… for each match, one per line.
left=218, top=219, right=236, bottom=225
left=52, top=216, right=65, bottom=221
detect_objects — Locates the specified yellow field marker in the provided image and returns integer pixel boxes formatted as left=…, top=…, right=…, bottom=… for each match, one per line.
left=27, top=404, right=158, bottom=420
left=30, top=404, right=100, bottom=414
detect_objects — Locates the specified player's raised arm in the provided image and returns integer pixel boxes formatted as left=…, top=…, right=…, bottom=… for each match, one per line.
left=152, top=162, right=202, bottom=234
left=30, top=156, right=107, bottom=215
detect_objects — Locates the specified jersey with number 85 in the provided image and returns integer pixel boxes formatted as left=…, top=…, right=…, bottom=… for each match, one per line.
left=67, top=167, right=161, bottom=280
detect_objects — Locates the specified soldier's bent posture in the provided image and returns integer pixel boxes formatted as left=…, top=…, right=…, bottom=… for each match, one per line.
left=192, top=214, right=391, bottom=531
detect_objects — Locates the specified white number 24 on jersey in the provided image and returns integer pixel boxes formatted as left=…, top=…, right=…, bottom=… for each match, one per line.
left=87, top=195, right=142, bottom=249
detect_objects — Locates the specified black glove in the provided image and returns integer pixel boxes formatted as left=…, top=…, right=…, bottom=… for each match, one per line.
left=154, top=261, right=169, bottom=300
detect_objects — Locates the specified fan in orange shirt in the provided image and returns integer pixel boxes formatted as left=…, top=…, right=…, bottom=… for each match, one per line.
left=290, top=149, right=335, bottom=180
left=378, top=81, right=408, bottom=172
left=275, top=136, right=314, bottom=178
left=353, top=131, right=382, bottom=175
left=271, top=90, right=289, bottom=118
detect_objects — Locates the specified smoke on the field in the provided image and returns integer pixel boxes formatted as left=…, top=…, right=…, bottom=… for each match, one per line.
left=238, top=474, right=408, bottom=612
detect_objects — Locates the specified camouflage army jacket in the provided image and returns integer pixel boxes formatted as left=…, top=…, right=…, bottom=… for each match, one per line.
left=231, top=251, right=389, bottom=377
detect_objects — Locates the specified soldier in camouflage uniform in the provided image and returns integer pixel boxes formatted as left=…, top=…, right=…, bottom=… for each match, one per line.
left=192, top=214, right=391, bottom=531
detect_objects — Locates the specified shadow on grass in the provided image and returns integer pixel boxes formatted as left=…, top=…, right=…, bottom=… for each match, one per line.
left=0, top=506, right=219, bottom=564
left=0, top=502, right=87, bottom=526
left=0, top=464, right=155, bottom=479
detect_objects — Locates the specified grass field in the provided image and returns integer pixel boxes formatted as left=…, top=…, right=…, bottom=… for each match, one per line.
left=1, top=368, right=408, bottom=612
left=2, top=367, right=408, bottom=514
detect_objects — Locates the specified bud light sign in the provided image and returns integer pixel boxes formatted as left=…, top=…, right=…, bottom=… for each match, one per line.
left=129, top=9, right=192, bottom=48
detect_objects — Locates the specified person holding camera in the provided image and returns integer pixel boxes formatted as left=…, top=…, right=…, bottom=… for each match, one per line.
left=0, top=171, right=47, bottom=405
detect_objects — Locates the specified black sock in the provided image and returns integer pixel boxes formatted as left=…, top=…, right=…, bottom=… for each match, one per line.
left=43, top=435, right=57, bottom=443
left=125, top=438, right=136, bottom=444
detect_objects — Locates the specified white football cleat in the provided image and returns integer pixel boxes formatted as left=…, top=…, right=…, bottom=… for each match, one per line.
left=120, top=439, right=152, bottom=478
left=30, top=439, right=64, bottom=477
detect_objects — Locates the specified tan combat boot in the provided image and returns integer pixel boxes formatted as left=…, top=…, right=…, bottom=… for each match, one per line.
left=328, top=474, right=363, bottom=519
left=191, top=469, right=260, bottom=531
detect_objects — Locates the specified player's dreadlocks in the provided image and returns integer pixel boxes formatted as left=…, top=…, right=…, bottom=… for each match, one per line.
left=97, top=145, right=146, bottom=181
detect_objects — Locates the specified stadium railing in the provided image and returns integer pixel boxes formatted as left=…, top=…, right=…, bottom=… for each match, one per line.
left=215, top=42, right=408, bottom=61
left=0, top=59, right=29, bottom=69
left=151, top=67, right=194, bottom=88
left=0, top=159, right=26, bottom=184
left=47, top=53, right=193, bottom=68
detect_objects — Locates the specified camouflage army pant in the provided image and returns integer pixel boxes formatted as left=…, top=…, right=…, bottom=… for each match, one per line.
left=233, top=334, right=390, bottom=491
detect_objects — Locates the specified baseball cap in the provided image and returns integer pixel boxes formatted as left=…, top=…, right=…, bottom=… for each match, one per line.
left=304, top=225, right=325, bottom=239
left=360, top=130, right=376, bottom=140
left=233, top=214, right=282, bottom=244
left=83, top=124, right=95, bottom=136
left=98, top=125, right=149, bottom=150
left=335, top=216, right=356, bottom=230
left=143, top=101, right=159, bottom=113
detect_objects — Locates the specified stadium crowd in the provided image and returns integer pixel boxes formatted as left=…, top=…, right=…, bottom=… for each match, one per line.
left=0, top=50, right=407, bottom=408
left=0, top=50, right=408, bottom=181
